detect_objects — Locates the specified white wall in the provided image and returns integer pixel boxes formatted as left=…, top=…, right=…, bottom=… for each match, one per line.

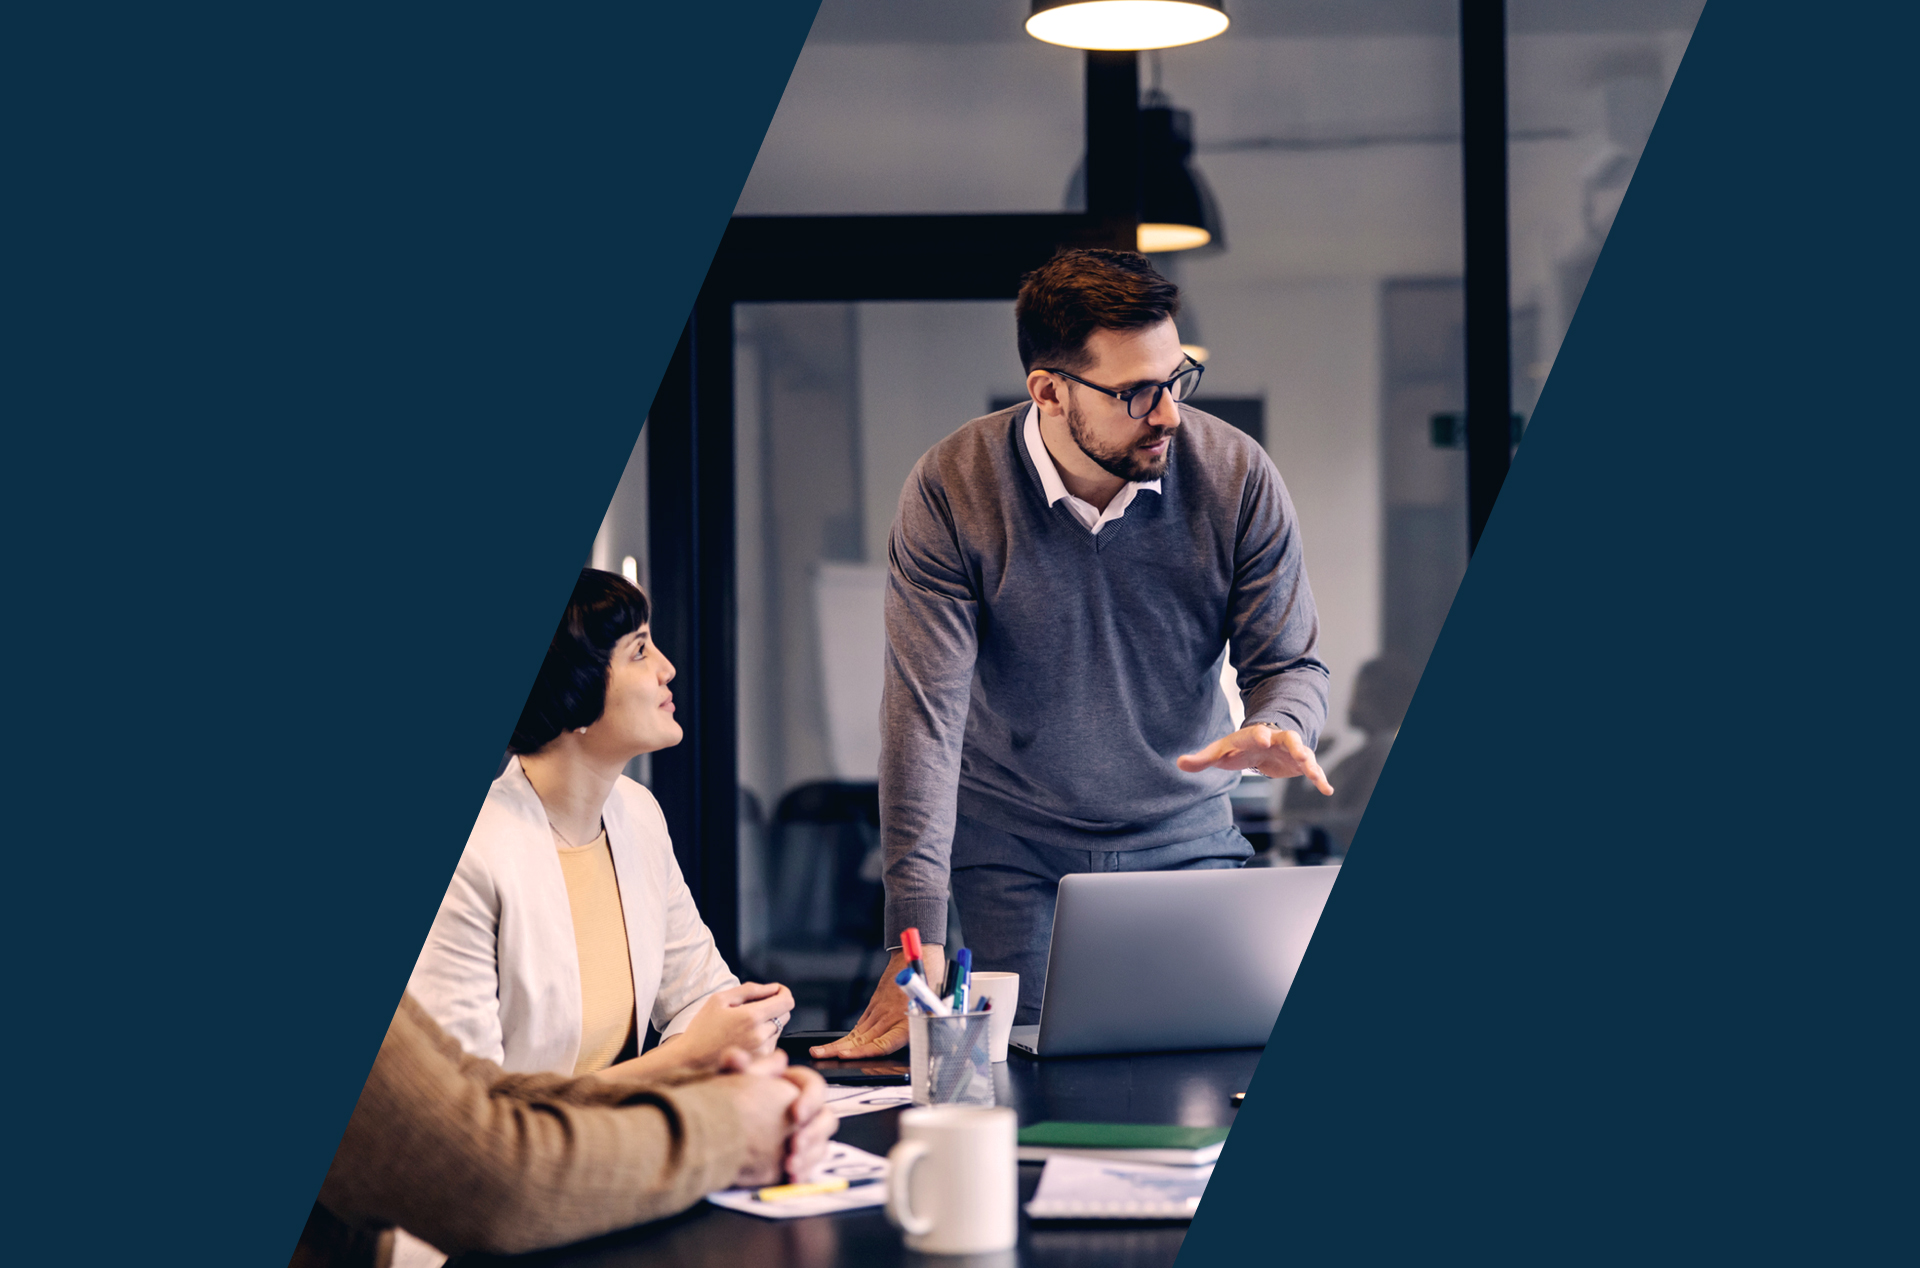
left=855, top=300, right=1025, bottom=564
left=1184, top=279, right=1383, bottom=752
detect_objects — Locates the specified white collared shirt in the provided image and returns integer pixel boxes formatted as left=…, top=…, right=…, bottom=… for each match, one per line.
left=1023, top=403, right=1162, bottom=534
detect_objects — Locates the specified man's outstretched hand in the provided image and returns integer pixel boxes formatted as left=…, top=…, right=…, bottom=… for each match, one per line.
left=1177, top=724, right=1334, bottom=795
left=808, top=944, right=946, bottom=1060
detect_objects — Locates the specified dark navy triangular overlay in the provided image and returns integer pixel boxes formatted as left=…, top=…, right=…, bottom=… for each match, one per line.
left=1182, top=1, right=1914, bottom=1263
left=8, top=4, right=820, bottom=1263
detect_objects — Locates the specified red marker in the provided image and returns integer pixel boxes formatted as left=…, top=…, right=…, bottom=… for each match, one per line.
left=901, top=927, right=925, bottom=984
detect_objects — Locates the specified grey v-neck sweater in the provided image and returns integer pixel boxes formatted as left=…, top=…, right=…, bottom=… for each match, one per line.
left=879, top=404, right=1330, bottom=944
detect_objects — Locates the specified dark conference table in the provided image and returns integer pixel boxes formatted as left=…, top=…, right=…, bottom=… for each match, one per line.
left=461, top=1042, right=1261, bottom=1268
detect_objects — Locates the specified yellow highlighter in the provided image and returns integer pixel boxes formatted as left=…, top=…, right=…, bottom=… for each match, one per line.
left=754, top=1176, right=881, bottom=1203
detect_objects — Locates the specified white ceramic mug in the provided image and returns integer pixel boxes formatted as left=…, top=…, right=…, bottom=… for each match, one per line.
left=885, top=1105, right=1018, bottom=1254
left=966, top=971, right=1020, bottom=1062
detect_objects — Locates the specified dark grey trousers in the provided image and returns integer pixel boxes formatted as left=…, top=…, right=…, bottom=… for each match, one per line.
left=949, top=813, right=1253, bottom=1024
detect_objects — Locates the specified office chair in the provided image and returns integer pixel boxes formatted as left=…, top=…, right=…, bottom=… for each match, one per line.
left=748, top=780, right=888, bottom=1028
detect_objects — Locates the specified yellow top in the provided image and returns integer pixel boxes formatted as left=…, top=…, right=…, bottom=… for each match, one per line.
left=555, top=826, right=637, bottom=1074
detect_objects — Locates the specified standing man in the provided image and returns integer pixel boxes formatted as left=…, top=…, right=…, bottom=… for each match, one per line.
left=813, top=250, right=1332, bottom=1060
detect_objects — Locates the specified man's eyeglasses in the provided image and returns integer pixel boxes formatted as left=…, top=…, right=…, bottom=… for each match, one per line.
left=1041, top=355, right=1205, bottom=421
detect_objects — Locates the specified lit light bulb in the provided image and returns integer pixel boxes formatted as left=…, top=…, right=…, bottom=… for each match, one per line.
left=1138, top=223, right=1212, bottom=252
left=1026, top=1, right=1230, bottom=52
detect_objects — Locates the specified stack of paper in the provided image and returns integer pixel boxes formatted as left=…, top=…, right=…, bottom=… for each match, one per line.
left=1024, top=1155, right=1215, bottom=1221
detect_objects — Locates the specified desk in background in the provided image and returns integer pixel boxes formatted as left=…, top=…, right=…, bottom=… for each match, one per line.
left=460, top=1046, right=1260, bottom=1268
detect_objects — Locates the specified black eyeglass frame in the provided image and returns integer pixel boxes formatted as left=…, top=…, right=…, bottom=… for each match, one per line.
left=1039, top=354, right=1205, bottom=420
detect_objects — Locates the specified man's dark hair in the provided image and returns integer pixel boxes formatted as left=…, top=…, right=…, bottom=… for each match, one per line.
left=1015, top=248, right=1181, bottom=373
left=509, top=568, right=651, bottom=754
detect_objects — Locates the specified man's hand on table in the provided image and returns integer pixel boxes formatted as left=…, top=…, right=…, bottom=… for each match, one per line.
left=808, top=945, right=946, bottom=1060
left=1177, top=724, right=1335, bottom=795
left=717, top=1048, right=839, bottom=1186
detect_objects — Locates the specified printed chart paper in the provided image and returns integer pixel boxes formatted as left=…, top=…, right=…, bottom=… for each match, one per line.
left=1025, top=1155, right=1215, bottom=1220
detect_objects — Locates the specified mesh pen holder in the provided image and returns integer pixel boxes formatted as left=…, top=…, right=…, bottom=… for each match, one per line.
left=908, top=1011, right=995, bottom=1106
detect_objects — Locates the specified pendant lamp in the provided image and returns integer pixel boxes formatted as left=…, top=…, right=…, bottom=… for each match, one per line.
left=1137, top=95, right=1222, bottom=254
left=1026, top=0, right=1229, bottom=52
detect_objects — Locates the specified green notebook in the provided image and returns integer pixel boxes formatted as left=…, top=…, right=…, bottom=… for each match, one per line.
left=1015, top=1122, right=1231, bottom=1166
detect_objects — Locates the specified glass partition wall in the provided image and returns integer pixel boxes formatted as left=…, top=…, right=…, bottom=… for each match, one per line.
left=605, top=0, right=1706, bottom=1030
left=734, top=301, right=1024, bottom=1026
left=1505, top=0, right=1704, bottom=419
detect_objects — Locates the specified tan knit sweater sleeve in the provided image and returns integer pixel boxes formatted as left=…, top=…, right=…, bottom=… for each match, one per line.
left=316, top=994, right=749, bottom=1257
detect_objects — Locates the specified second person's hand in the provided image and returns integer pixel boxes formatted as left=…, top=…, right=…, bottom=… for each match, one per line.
left=674, top=981, right=794, bottom=1068
left=598, top=981, right=794, bottom=1085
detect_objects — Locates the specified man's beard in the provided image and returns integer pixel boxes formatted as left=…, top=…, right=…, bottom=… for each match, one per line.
left=1067, top=400, right=1174, bottom=483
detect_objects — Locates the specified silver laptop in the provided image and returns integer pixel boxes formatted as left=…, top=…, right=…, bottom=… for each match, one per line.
left=1008, top=865, right=1339, bottom=1057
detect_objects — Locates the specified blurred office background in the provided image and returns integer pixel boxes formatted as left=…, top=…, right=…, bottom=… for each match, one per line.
left=589, top=0, right=1703, bottom=1029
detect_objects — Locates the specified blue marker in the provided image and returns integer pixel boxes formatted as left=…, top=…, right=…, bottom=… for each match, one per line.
left=953, top=947, right=973, bottom=1015
left=895, top=966, right=951, bottom=1016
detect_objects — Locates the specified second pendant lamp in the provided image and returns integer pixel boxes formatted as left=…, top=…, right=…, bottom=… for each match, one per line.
left=1137, top=91, right=1222, bottom=253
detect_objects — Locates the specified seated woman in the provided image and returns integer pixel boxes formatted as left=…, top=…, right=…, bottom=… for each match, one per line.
left=409, top=568, right=791, bottom=1079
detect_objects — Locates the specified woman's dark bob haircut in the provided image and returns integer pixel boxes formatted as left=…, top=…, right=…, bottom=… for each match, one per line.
left=509, top=568, right=651, bottom=755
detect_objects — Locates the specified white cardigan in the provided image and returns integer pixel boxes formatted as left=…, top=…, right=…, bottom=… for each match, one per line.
left=407, top=757, right=739, bottom=1074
